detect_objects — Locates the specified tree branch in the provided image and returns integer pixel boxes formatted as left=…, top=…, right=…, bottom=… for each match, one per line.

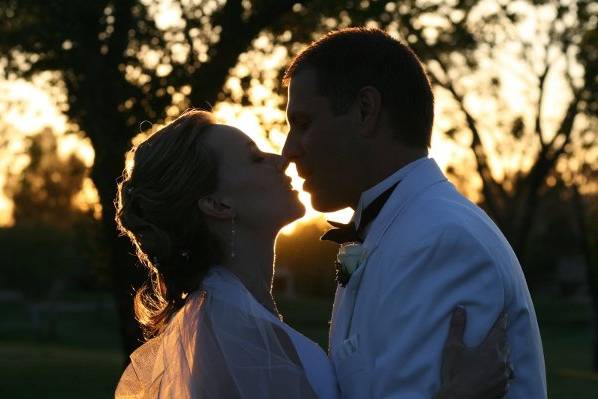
left=429, top=57, right=508, bottom=223
left=551, top=93, right=580, bottom=159
left=534, top=8, right=561, bottom=150
left=547, top=49, right=580, bottom=153
left=511, top=89, right=580, bottom=255
left=106, top=0, right=135, bottom=65
left=396, top=13, right=511, bottom=223
left=186, top=0, right=298, bottom=106
left=534, top=63, right=549, bottom=149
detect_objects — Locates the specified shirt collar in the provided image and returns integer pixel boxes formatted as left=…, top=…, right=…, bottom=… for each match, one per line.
left=352, top=156, right=428, bottom=228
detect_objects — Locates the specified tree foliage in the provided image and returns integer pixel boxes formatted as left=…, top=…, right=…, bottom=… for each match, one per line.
left=4, top=129, right=89, bottom=227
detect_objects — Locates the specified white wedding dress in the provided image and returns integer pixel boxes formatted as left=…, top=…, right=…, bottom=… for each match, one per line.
left=115, top=267, right=339, bottom=398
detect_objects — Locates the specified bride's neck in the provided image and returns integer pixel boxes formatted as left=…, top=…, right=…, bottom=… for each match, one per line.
left=222, top=227, right=278, bottom=314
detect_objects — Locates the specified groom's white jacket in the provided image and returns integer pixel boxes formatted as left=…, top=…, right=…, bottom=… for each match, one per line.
left=329, top=157, right=547, bottom=398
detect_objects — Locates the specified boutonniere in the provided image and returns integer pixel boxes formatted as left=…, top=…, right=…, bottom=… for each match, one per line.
left=335, top=242, right=368, bottom=287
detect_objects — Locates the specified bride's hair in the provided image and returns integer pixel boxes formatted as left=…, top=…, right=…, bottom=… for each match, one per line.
left=115, top=109, right=223, bottom=339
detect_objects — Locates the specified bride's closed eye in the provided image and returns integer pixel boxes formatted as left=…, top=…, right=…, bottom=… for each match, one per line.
left=251, top=149, right=267, bottom=163
left=246, top=141, right=265, bottom=163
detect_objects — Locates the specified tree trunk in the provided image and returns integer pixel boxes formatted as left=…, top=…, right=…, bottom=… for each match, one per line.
left=88, top=117, right=146, bottom=361
left=94, top=149, right=146, bottom=359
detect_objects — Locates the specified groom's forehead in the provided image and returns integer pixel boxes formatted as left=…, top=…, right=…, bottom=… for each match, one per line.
left=288, top=68, right=321, bottom=99
left=287, top=70, right=330, bottom=116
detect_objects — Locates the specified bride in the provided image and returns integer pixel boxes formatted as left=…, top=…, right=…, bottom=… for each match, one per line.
left=114, top=109, right=509, bottom=398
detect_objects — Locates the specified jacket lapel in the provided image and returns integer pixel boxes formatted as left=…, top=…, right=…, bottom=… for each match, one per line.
left=364, top=158, right=448, bottom=250
left=330, top=158, right=448, bottom=349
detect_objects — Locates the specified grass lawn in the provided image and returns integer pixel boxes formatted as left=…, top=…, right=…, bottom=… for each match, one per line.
left=0, top=293, right=596, bottom=398
left=534, top=296, right=598, bottom=398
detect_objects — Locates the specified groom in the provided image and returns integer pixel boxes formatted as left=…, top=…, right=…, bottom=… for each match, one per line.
left=282, top=28, right=546, bottom=398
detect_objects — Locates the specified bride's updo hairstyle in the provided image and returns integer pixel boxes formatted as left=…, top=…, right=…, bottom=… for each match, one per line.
left=115, top=109, right=222, bottom=339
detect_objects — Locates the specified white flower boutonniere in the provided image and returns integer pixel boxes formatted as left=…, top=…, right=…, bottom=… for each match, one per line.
left=335, top=242, right=368, bottom=286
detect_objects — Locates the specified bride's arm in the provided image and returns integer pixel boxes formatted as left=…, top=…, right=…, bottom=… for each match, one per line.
left=272, top=324, right=320, bottom=399
left=436, top=308, right=511, bottom=399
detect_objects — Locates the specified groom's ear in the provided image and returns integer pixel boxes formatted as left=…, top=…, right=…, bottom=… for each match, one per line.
left=355, top=86, right=382, bottom=137
left=197, top=196, right=236, bottom=220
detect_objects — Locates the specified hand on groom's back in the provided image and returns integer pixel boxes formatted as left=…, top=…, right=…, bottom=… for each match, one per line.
left=436, top=308, right=511, bottom=399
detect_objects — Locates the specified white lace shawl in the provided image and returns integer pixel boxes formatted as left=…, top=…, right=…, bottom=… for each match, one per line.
left=115, top=269, right=318, bottom=399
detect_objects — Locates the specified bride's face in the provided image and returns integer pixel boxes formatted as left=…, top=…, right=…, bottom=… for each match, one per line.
left=206, top=125, right=305, bottom=231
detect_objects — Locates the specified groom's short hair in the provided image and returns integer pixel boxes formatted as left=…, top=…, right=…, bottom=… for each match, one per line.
left=283, top=27, right=434, bottom=148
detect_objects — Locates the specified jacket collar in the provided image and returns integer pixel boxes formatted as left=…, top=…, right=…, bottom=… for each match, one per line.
left=352, top=157, right=428, bottom=229
left=361, top=157, right=447, bottom=251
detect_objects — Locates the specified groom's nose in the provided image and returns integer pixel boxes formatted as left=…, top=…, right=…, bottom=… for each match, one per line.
left=282, top=132, right=302, bottom=162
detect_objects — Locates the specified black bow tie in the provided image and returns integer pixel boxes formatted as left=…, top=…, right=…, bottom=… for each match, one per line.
left=321, top=182, right=399, bottom=244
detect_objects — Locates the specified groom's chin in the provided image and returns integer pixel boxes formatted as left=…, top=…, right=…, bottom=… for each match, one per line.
left=310, top=196, right=344, bottom=214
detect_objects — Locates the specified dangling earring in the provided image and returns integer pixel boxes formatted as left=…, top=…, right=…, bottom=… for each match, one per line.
left=230, top=216, right=236, bottom=260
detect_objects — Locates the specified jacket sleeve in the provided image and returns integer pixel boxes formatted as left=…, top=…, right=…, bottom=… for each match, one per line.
left=369, top=223, right=505, bottom=398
